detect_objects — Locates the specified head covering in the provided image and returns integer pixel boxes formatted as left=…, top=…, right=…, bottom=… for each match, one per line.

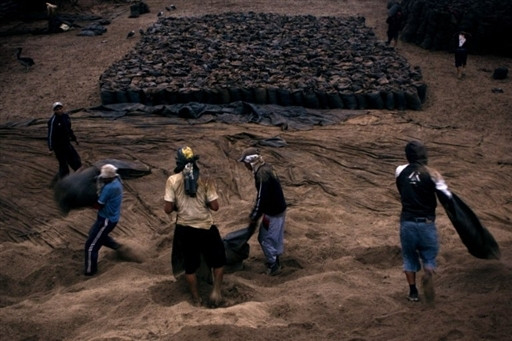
left=405, top=140, right=428, bottom=165
left=238, top=147, right=260, bottom=163
left=52, top=102, right=63, bottom=110
left=174, top=146, right=199, bottom=173
left=174, top=146, right=200, bottom=197
left=99, top=164, right=118, bottom=178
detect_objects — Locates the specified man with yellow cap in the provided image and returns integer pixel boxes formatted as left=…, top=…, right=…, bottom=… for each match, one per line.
left=164, top=147, right=225, bottom=307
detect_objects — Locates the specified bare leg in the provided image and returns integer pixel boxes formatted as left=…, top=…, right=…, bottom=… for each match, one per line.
left=422, top=268, right=435, bottom=303
left=405, top=271, right=416, bottom=285
left=405, top=271, right=419, bottom=301
left=209, top=267, right=224, bottom=306
left=185, top=273, right=201, bottom=306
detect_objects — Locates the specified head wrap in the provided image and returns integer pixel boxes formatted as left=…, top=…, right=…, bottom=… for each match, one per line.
left=238, top=147, right=265, bottom=172
left=174, top=146, right=200, bottom=197
left=405, top=140, right=428, bottom=165
left=237, top=147, right=260, bottom=163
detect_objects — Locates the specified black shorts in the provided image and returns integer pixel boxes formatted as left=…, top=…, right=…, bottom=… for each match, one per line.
left=175, top=224, right=226, bottom=274
left=454, top=47, right=467, bottom=67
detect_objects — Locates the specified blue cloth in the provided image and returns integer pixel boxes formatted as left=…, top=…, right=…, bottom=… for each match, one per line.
left=258, top=211, right=286, bottom=264
left=98, top=178, right=122, bottom=222
left=400, top=220, right=439, bottom=272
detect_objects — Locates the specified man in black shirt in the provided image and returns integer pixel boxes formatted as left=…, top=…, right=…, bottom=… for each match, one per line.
left=395, top=141, right=452, bottom=302
left=47, top=102, right=82, bottom=179
left=239, top=147, right=287, bottom=276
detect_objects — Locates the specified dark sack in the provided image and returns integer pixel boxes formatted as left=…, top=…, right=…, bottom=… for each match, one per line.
left=436, top=190, right=500, bottom=260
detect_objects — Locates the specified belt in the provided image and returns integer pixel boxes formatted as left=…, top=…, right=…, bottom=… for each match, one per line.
left=412, top=217, right=434, bottom=223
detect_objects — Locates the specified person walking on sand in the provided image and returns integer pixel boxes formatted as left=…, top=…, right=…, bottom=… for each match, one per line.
left=47, top=101, right=82, bottom=179
left=395, top=141, right=452, bottom=303
left=454, top=31, right=470, bottom=79
left=164, top=146, right=225, bottom=307
left=238, top=147, right=287, bottom=276
left=84, top=164, right=123, bottom=276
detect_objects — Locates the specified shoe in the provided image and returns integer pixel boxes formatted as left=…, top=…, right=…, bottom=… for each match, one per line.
left=407, top=292, right=419, bottom=302
left=266, top=262, right=281, bottom=276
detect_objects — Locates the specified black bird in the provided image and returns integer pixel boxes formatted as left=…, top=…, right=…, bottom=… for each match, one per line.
left=157, top=11, right=164, bottom=17
left=127, top=30, right=135, bottom=38
left=139, top=28, right=145, bottom=36
left=16, top=48, right=35, bottom=71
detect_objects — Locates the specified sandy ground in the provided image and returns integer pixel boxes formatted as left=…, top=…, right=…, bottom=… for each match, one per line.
left=1, top=0, right=511, bottom=340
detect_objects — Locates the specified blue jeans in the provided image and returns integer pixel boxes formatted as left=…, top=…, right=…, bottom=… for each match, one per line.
left=400, top=220, right=439, bottom=272
left=258, top=211, right=286, bottom=265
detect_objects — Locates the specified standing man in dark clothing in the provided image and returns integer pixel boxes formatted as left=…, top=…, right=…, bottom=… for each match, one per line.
left=238, top=147, right=287, bottom=276
left=395, top=141, right=452, bottom=303
left=85, top=164, right=123, bottom=276
left=47, top=101, right=82, bottom=179
left=386, top=8, right=404, bottom=47
left=454, top=31, right=470, bottom=79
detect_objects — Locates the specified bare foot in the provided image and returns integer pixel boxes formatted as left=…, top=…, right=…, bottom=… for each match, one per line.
left=192, top=297, right=203, bottom=307
left=209, top=290, right=222, bottom=308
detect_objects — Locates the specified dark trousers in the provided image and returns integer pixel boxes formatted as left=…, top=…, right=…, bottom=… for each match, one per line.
left=55, top=144, right=81, bottom=178
left=84, top=215, right=120, bottom=275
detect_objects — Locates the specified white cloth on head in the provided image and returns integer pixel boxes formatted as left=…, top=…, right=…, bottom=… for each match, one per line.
left=243, top=154, right=260, bottom=164
left=458, top=34, right=466, bottom=48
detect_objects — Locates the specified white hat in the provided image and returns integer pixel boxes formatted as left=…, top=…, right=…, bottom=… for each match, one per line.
left=52, top=102, right=63, bottom=110
left=100, top=164, right=118, bottom=178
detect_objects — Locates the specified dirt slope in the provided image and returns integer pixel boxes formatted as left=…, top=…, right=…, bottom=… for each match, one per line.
left=0, top=1, right=511, bottom=340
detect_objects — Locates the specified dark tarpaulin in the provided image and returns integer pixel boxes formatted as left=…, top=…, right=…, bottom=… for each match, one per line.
left=436, top=190, right=500, bottom=260
left=86, top=101, right=364, bottom=130
left=53, top=159, right=151, bottom=214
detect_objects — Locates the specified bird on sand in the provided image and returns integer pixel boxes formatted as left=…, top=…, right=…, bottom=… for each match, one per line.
left=139, top=28, right=145, bottom=36
left=16, top=48, right=35, bottom=71
left=157, top=11, right=164, bottom=17
left=127, top=30, right=135, bottom=38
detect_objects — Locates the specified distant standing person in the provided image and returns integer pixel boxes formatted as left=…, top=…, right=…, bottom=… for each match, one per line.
left=395, top=141, right=452, bottom=302
left=164, top=146, right=225, bottom=306
left=386, top=7, right=404, bottom=47
left=455, top=31, right=470, bottom=79
left=238, top=147, right=287, bottom=276
left=47, top=101, right=82, bottom=179
left=84, top=164, right=123, bottom=276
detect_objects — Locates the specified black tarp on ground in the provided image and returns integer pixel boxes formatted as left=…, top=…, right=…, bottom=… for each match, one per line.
left=86, top=101, right=365, bottom=131
left=436, top=190, right=500, bottom=260
left=53, top=159, right=151, bottom=214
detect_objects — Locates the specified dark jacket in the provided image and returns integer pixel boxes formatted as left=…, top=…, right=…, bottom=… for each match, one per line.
left=396, top=163, right=437, bottom=221
left=250, top=163, right=287, bottom=221
left=47, top=113, right=77, bottom=151
left=386, top=12, right=404, bottom=33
